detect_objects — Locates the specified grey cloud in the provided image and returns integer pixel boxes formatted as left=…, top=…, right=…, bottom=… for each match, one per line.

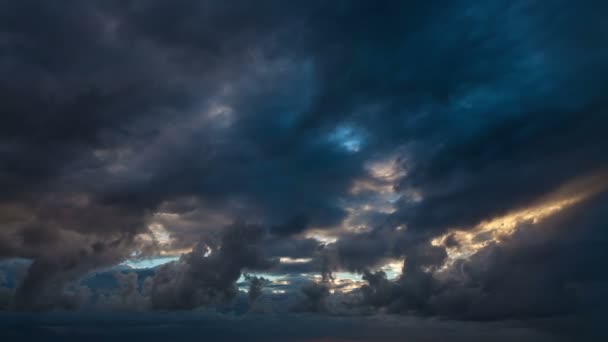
left=145, top=222, right=275, bottom=310
left=0, top=2, right=607, bottom=338
left=356, top=193, right=608, bottom=325
left=291, top=282, right=331, bottom=314
left=244, top=275, right=268, bottom=303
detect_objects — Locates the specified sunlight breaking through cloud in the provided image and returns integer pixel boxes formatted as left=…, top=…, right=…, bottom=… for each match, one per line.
left=432, top=171, right=608, bottom=263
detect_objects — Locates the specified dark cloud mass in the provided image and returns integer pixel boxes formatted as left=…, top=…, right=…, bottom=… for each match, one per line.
left=1, top=0, right=607, bottom=340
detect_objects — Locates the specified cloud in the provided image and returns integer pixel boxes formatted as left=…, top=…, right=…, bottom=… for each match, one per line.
left=291, top=282, right=331, bottom=313
left=0, top=2, right=606, bottom=339
left=353, top=192, right=608, bottom=323
left=142, top=222, right=276, bottom=310
left=245, top=275, right=268, bottom=303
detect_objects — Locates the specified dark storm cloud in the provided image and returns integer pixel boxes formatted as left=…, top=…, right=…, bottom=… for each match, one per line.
left=0, top=1, right=607, bottom=338
left=326, top=0, right=608, bottom=327
left=291, top=282, right=331, bottom=313
left=285, top=0, right=608, bottom=319
left=264, top=236, right=321, bottom=260
left=144, top=222, right=276, bottom=310
left=354, top=192, right=608, bottom=325
left=0, top=0, right=358, bottom=309
left=81, top=222, right=279, bottom=311
left=379, top=1, right=608, bottom=239
left=0, top=0, right=356, bottom=216
left=270, top=214, right=310, bottom=236
left=244, top=275, right=268, bottom=303
left=0, top=194, right=149, bottom=310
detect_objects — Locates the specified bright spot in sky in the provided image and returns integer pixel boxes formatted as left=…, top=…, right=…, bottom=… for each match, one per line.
left=433, top=171, right=608, bottom=264
left=342, top=139, right=361, bottom=152
left=309, top=260, right=403, bottom=293
left=341, top=156, right=406, bottom=232
left=306, top=232, right=338, bottom=244
left=329, top=126, right=363, bottom=152
left=432, top=194, right=582, bottom=265
left=366, top=158, right=405, bottom=182
left=148, top=222, right=172, bottom=245
left=279, top=257, right=313, bottom=264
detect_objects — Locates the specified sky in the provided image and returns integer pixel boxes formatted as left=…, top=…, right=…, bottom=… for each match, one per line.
left=0, top=0, right=607, bottom=341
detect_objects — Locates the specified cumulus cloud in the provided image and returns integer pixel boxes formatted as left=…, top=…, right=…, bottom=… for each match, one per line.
left=245, top=275, right=268, bottom=303
left=124, top=222, right=275, bottom=310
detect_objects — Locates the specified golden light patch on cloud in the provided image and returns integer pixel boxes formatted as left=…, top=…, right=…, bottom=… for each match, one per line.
left=366, top=158, right=406, bottom=182
left=148, top=222, right=172, bottom=245
left=434, top=195, right=582, bottom=261
left=349, top=156, right=405, bottom=197
left=272, top=280, right=291, bottom=286
left=279, top=257, right=313, bottom=264
left=327, top=277, right=367, bottom=293
left=306, top=231, right=339, bottom=244
left=349, top=179, right=394, bottom=195
left=341, top=207, right=373, bottom=233
left=310, top=260, right=404, bottom=294
left=432, top=170, right=608, bottom=262
left=158, top=247, right=193, bottom=256
left=340, top=157, right=406, bottom=234
left=380, top=259, right=404, bottom=278
left=334, top=280, right=366, bottom=293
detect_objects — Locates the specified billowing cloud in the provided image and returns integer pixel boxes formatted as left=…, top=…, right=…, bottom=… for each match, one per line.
left=0, top=1, right=607, bottom=340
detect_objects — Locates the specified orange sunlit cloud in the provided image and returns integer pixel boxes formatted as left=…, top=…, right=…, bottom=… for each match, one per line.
left=432, top=170, right=608, bottom=263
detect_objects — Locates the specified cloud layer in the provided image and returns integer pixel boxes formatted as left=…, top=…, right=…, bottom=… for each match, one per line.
left=1, top=0, right=607, bottom=340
